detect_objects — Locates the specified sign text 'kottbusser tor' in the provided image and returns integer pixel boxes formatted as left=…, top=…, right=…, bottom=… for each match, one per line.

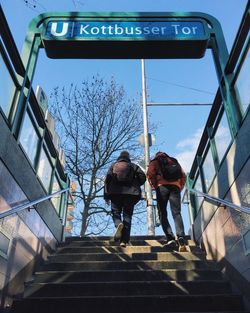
left=41, top=15, right=210, bottom=58
left=45, top=21, right=206, bottom=40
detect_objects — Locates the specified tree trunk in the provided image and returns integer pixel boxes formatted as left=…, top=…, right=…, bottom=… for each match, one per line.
left=80, top=206, right=89, bottom=236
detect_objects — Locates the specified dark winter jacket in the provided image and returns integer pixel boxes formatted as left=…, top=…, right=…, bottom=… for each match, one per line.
left=104, top=156, right=146, bottom=201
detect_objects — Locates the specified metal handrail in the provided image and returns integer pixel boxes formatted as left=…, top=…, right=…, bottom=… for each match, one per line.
left=0, top=188, right=70, bottom=220
left=185, top=187, right=250, bottom=215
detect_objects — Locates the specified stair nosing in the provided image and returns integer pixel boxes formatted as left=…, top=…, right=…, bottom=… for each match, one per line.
left=35, top=268, right=221, bottom=274
left=21, top=294, right=241, bottom=299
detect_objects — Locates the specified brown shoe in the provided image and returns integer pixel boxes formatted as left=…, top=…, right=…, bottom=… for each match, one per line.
left=113, top=223, right=124, bottom=241
left=178, top=237, right=187, bottom=252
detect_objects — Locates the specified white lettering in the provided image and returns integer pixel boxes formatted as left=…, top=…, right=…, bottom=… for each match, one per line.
left=101, top=25, right=107, bottom=35
left=91, top=27, right=100, bottom=35
left=53, top=21, right=201, bottom=39
left=115, top=24, right=124, bottom=35
left=51, top=22, right=69, bottom=37
left=151, top=27, right=160, bottom=35
left=182, top=27, right=191, bottom=34
left=108, top=25, right=113, bottom=35
left=135, top=27, right=142, bottom=35
left=80, top=24, right=89, bottom=35
left=143, top=27, right=150, bottom=34
left=125, top=27, right=133, bottom=35
left=171, top=24, right=180, bottom=34
left=192, top=26, right=198, bottom=34
left=161, top=27, right=167, bottom=35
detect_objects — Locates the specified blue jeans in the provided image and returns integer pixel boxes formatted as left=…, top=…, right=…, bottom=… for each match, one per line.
left=111, top=195, right=138, bottom=243
left=156, top=185, right=185, bottom=240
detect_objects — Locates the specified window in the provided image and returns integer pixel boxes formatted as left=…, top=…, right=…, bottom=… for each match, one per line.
left=0, top=231, right=10, bottom=259
left=60, top=192, right=68, bottom=221
left=38, top=147, right=53, bottom=191
left=202, top=147, right=216, bottom=191
left=0, top=53, right=16, bottom=118
left=19, top=111, right=40, bottom=166
left=193, top=174, right=203, bottom=209
left=51, top=174, right=61, bottom=214
left=214, top=112, right=232, bottom=164
left=234, top=45, right=250, bottom=115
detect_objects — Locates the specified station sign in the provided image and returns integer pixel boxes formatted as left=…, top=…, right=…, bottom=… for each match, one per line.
left=41, top=16, right=210, bottom=59
left=45, top=21, right=206, bottom=40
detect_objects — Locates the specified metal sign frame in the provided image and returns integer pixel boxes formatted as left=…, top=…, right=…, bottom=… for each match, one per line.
left=12, top=11, right=240, bottom=165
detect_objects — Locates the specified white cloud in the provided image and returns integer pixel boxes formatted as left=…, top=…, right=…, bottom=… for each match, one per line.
left=175, top=128, right=203, bottom=173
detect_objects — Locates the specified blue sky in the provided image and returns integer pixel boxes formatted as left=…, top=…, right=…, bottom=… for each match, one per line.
left=1, top=0, right=247, bottom=165
left=1, top=0, right=248, bottom=235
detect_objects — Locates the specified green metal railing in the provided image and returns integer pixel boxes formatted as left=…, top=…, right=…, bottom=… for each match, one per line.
left=184, top=187, right=250, bottom=216
left=0, top=187, right=69, bottom=220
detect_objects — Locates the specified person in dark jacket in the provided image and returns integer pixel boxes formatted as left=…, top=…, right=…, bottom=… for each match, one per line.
left=147, top=151, right=187, bottom=251
left=104, top=151, right=146, bottom=247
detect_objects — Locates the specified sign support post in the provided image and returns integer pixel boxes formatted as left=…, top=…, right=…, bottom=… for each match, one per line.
left=141, top=59, right=155, bottom=235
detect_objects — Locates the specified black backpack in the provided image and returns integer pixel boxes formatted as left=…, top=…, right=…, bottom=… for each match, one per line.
left=112, top=161, right=134, bottom=185
left=157, top=156, right=182, bottom=181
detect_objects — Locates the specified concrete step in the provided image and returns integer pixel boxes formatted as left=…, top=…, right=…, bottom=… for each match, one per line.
left=33, top=268, right=225, bottom=283
left=59, top=238, right=194, bottom=247
left=42, top=259, right=216, bottom=271
left=56, top=244, right=201, bottom=254
left=11, top=294, right=244, bottom=313
left=47, top=251, right=206, bottom=262
left=24, top=280, right=231, bottom=297
left=64, top=235, right=177, bottom=242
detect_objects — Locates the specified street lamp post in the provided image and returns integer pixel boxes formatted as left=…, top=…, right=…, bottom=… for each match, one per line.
left=141, top=59, right=155, bottom=235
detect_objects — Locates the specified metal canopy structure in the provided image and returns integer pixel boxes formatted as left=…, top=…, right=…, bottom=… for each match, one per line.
left=16, top=11, right=239, bottom=137
left=22, top=12, right=225, bottom=60
left=13, top=11, right=241, bottom=235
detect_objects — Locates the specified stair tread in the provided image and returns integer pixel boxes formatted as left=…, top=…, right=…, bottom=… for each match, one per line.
left=29, top=279, right=229, bottom=285
left=35, top=268, right=222, bottom=273
left=45, top=259, right=211, bottom=263
left=48, top=251, right=206, bottom=261
left=65, top=235, right=191, bottom=240
left=51, top=251, right=204, bottom=255
left=21, top=294, right=241, bottom=299
left=59, top=239, right=195, bottom=247
left=45, top=259, right=213, bottom=266
left=56, top=246, right=201, bottom=254
left=10, top=235, right=245, bottom=313
left=33, top=268, right=224, bottom=282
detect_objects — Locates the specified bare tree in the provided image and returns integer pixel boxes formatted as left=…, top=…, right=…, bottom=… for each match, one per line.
left=50, top=76, right=145, bottom=236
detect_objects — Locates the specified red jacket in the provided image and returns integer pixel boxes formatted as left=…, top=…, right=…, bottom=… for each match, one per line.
left=147, top=155, right=186, bottom=190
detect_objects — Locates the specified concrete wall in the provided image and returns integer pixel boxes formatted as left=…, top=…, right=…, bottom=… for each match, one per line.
left=0, top=113, right=63, bottom=309
left=193, top=109, right=250, bottom=302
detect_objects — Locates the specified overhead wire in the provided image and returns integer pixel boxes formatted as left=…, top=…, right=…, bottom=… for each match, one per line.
left=20, top=0, right=84, bottom=11
left=147, top=76, right=215, bottom=95
left=21, top=0, right=47, bottom=12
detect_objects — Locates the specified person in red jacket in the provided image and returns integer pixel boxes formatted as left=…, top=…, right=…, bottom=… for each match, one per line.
left=147, top=151, right=187, bottom=251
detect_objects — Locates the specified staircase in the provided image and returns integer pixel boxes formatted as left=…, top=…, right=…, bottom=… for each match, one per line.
left=11, top=236, right=246, bottom=313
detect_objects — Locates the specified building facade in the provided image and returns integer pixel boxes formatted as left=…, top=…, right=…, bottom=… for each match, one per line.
left=187, top=2, right=250, bottom=304
left=0, top=6, right=70, bottom=309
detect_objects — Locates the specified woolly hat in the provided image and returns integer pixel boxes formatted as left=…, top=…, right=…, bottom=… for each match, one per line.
left=155, top=151, right=168, bottom=158
left=119, top=151, right=130, bottom=159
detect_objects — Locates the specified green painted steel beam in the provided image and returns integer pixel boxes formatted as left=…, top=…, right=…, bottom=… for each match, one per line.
left=14, top=11, right=242, bottom=220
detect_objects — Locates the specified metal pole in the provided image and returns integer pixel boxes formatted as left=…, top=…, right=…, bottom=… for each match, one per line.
left=141, top=59, right=155, bottom=235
